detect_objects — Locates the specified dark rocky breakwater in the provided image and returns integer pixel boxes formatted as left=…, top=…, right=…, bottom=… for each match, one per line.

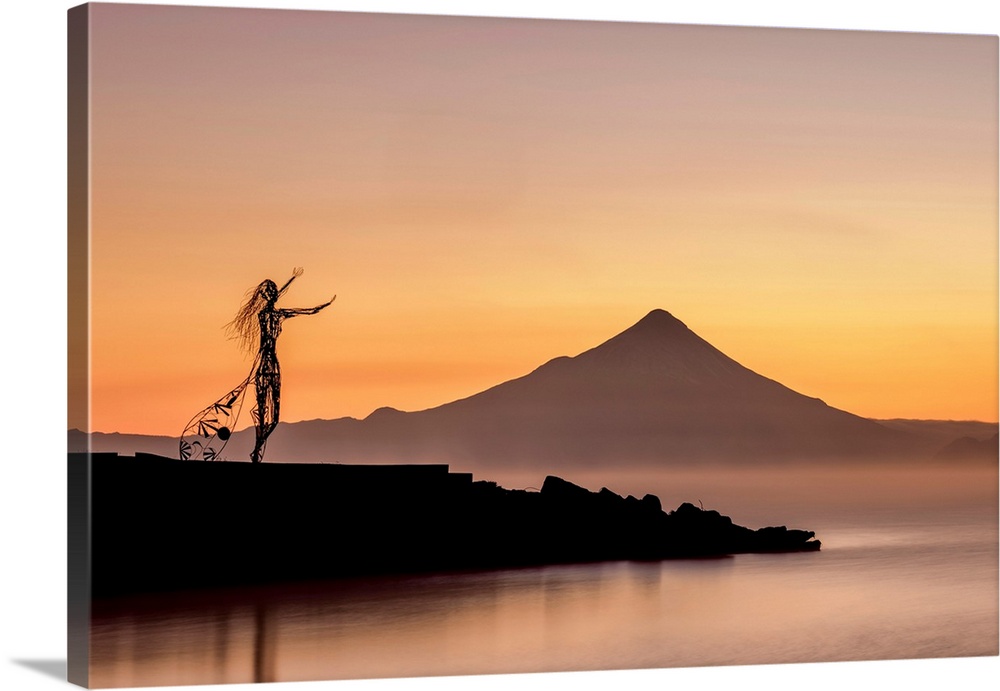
left=78, top=453, right=819, bottom=597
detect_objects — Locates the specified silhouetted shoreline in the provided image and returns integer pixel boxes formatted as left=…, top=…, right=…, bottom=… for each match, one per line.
left=81, top=453, right=820, bottom=598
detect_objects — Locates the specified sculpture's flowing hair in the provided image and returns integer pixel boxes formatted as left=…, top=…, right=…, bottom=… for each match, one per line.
left=226, top=279, right=277, bottom=355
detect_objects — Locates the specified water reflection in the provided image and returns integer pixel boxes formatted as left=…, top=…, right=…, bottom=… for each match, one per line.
left=91, top=541, right=996, bottom=689
left=252, top=603, right=273, bottom=683
left=213, top=609, right=229, bottom=682
left=89, top=466, right=998, bottom=688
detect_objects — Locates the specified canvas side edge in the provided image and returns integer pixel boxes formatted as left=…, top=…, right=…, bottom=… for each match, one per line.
left=67, top=3, right=91, bottom=688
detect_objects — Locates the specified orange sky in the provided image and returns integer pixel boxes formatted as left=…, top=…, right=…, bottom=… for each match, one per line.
left=80, top=4, right=998, bottom=435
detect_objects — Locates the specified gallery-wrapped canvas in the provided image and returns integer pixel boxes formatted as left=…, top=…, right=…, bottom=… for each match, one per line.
left=68, top=2, right=999, bottom=688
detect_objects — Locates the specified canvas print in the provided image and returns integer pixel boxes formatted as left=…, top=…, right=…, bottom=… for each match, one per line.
left=67, top=3, right=999, bottom=688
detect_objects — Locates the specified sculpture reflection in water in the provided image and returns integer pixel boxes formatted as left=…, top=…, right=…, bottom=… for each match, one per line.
left=181, top=268, right=335, bottom=462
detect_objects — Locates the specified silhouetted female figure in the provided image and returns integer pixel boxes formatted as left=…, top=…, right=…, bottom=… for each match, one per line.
left=180, top=268, right=334, bottom=463
left=229, top=269, right=335, bottom=462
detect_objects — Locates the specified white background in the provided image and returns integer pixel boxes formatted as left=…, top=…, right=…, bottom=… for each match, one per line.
left=1, top=1, right=997, bottom=690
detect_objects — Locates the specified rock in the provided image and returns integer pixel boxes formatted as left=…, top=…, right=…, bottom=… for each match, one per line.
left=641, top=494, right=662, bottom=512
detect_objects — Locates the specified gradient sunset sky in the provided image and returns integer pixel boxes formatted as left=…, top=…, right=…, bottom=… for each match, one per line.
left=82, top=3, right=998, bottom=435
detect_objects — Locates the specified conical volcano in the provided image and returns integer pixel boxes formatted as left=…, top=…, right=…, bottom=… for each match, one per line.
left=569, top=308, right=765, bottom=383
left=265, top=309, right=919, bottom=465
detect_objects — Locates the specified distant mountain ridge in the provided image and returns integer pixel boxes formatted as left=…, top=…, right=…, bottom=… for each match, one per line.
left=932, top=433, right=999, bottom=462
left=72, top=309, right=996, bottom=467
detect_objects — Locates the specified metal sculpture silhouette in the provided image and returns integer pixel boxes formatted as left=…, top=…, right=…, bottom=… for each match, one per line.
left=180, top=268, right=335, bottom=462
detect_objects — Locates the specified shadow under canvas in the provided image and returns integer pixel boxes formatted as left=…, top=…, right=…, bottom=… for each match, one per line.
left=11, top=659, right=67, bottom=682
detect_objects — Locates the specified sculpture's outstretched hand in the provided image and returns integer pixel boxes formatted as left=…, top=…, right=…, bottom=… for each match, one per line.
left=278, top=268, right=306, bottom=296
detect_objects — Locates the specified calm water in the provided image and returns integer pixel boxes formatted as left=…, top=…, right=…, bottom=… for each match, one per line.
left=90, top=464, right=998, bottom=688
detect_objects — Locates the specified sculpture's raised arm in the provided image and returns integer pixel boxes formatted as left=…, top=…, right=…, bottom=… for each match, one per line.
left=279, top=295, right=336, bottom=318
left=277, top=267, right=305, bottom=297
